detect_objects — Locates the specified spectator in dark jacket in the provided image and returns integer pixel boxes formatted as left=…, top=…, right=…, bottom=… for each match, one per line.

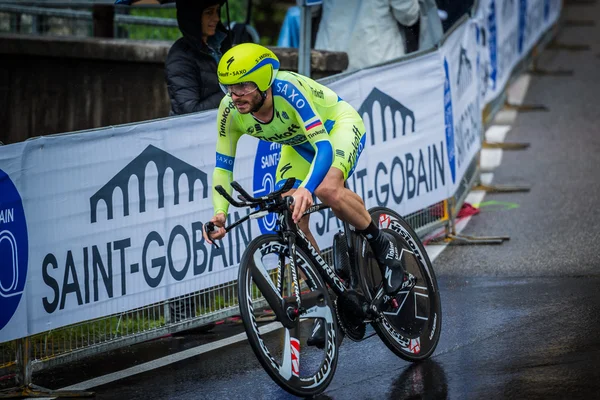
left=435, top=0, right=474, bottom=32
left=165, top=0, right=232, bottom=115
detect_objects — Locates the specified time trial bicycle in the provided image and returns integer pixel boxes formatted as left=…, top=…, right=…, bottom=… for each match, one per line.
left=205, top=178, right=441, bottom=397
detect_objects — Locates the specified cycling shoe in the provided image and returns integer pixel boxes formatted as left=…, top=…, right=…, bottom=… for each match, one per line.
left=370, top=232, right=408, bottom=294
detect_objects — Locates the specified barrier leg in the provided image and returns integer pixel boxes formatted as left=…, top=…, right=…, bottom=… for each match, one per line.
left=0, top=338, right=94, bottom=399
left=482, top=141, right=530, bottom=150
left=485, top=103, right=533, bottom=150
left=429, top=233, right=510, bottom=245
left=503, top=100, right=549, bottom=112
left=547, top=41, right=591, bottom=52
left=528, top=38, right=590, bottom=76
left=427, top=199, right=510, bottom=246
left=565, top=0, right=597, bottom=6
left=564, top=19, right=595, bottom=27
left=472, top=183, right=531, bottom=193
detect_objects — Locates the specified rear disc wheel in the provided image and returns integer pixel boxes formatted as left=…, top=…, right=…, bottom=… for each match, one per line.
left=360, top=208, right=442, bottom=361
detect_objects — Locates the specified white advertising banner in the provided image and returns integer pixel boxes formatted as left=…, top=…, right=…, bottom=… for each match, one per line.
left=477, top=0, right=562, bottom=104
left=20, top=113, right=249, bottom=340
left=524, top=0, right=562, bottom=52
left=477, top=0, right=522, bottom=103
left=440, top=20, right=483, bottom=195
left=330, top=52, right=450, bottom=216
left=0, top=55, right=449, bottom=341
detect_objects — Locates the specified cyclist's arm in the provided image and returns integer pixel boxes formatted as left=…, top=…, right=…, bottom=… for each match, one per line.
left=301, top=118, right=333, bottom=193
left=213, top=98, right=243, bottom=216
left=275, top=78, right=333, bottom=193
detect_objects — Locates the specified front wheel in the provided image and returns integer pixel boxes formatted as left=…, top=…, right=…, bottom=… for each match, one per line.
left=359, top=207, right=442, bottom=361
left=237, top=234, right=339, bottom=397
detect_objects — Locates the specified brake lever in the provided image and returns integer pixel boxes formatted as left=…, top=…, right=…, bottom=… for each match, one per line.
left=204, top=221, right=220, bottom=249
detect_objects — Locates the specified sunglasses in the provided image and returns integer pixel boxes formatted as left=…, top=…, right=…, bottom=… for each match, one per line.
left=220, top=81, right=259, bottom=97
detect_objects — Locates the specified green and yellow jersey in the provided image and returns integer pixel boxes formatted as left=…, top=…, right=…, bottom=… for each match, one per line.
left=213, top=71, right=366, bottom=216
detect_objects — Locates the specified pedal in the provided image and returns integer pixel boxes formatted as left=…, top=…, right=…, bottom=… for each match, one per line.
left=403, top=273, right=417, bottom=291
left=382, top=271, right=416, bottom=296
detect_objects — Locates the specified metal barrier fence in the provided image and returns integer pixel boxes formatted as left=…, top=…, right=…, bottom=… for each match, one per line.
left=0, top=3, right=178, bottom=39
left=0, top=3, right=562, bottom=396
left=0, top=199, right=450, bottom=386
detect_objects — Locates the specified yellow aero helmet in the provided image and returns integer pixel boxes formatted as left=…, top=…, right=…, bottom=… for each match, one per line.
left=218, top=43, right=280, bottom=92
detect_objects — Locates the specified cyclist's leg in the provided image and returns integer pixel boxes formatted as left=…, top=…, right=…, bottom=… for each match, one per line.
left=311, top=115, right=368, bottom=222
left=318, top=115, right=409, bottom=294
left=314, top=168, right=370, bottom=229
left=275, top=145, right=330, bottom=348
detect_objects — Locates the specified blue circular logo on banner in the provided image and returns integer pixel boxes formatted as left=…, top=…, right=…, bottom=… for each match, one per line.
left=0, top=169, right=28, bottom=330
left=253, top=141, right=282, bottom=234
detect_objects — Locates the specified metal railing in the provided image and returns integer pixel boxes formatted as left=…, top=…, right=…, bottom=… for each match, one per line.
left=0, top=201, right=449, bottom=372
left=0, top=196, right=450, bottom=384
left=0, top=3, right=178, bottom=38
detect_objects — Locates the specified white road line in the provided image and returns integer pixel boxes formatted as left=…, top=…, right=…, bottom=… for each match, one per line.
left=485, top=125, right=511, bottom=142
left=508, top=74, right=532, bottom=105
left=34, top=74, right=533, bottom=399
left=53, top=323, right=281, bottom=394
left=480, top=148, right=504, bottom=171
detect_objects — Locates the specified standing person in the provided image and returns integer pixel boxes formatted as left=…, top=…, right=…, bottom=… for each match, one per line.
left=416, top=0, right=444, bottom=50
left=435, top=0, right=475, bottom=32
left=165, top=0, right=232, bottom=115
left=314, top=0, right=420, bottom=72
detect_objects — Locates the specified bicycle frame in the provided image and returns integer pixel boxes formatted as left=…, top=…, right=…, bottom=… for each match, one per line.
left=207, top=178, right=388, bottom=328
left=207, top=179, right=357, bottom=325
left=242, top=201, right=348, bottom=330
left=278, top=205, right=390, bottom=327
left=213, top=180, right=441, bottom=396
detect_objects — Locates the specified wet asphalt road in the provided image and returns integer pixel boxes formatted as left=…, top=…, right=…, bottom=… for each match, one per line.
left=20, top=1, right=600, bottom=399
left=40, top=276, right=600, bottom=400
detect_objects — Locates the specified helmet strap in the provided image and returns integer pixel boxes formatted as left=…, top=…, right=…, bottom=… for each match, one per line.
left=251, top=91, right=268, bottom=113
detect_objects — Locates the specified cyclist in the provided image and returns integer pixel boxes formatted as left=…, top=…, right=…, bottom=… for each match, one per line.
left=203, top=43, right=410, bottom=343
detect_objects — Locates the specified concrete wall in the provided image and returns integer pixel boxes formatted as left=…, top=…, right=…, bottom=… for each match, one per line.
left=0, top=34, right=348, bottom=145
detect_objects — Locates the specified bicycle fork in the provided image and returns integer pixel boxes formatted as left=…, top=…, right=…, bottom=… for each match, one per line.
left=249, top=232, right=329, bottom=330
